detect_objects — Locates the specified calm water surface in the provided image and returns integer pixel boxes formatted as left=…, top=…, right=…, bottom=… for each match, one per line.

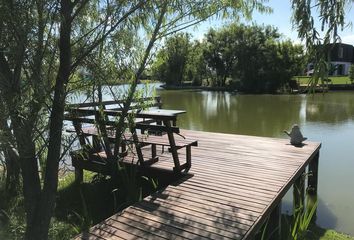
left=157, top=89, right=354, bottom=235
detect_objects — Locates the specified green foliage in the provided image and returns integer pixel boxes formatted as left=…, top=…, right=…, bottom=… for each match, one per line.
left=47, top=219, right=77, bottom=240
left=152, top=33, right=191, bottom=85
left=0, top=178, right=26, bottom=239
left=152, top=34, right=208, bottom=86
left=290, top=200, right=318, bottom=240
left=203, top=24, right=306, bottom=92
left=349, top=65, right=354, bottom=84
left=185, top=41, right=208, bottom=86
left=204, top=27, right=239, bottom=87
left=260, top=198, right=318, bottom=240
left=291, top=0, right=351, bottom=88
left=112, top=164, right=142, bottom=210
left=0, top=169, right=160, bottom=239
left=308, top=227, right=354, bottom=240
left=153, top=23, right=305, bottom=92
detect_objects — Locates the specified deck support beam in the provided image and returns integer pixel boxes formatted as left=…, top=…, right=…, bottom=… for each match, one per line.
left=266, top=202, right=282, bottom=240
left=308, top=151, right=319, bottom=195
left=293, top=172, right=305, bottom=213
left=307, top=151, right=320, bottom=222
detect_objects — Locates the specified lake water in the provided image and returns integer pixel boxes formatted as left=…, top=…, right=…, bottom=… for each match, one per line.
left=157, top=88, right=354, bottom=236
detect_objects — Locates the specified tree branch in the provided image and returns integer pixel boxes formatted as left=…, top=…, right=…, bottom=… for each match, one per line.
left=71, top=0, right=146, bottom=71
left=71, top=0, right=90, bottom=22
left=112, top=1, right=168, bottom=159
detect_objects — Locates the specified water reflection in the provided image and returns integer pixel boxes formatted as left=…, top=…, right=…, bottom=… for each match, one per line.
left=305, top=92, right=354, bottom=124
left=159, top=90, right=305, bottom=137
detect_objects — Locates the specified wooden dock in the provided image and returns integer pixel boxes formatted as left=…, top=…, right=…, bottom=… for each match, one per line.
left=76, top=129, right=321, bottom=240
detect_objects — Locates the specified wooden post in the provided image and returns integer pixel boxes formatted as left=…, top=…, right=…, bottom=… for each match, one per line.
left=293, top=172, right=305, bottom=215
left=307, top=151, right=319, bottom=222
left=75, top=167, right=83, bottom=184
left=151, top=144, right=157, bottom=159
left=121, top=141, right=127, bottom=157
left=163, top=120, right=180, bottom=172
left=71, top=152, right=84, bottom=184
left=186, top=146, right=192, bottom=171
left=265, top=202, right=282, bottom=240
left=156, top=96, right=162, bottom=109
left=131, top=128, right=145, bottom=166
left=308, top=151, right=319, bottom=195
left=92, top=135, right=101, bottom=151
left=73, top=120, right=86, bottom=146
left=157, top=97, right=162, bottom=125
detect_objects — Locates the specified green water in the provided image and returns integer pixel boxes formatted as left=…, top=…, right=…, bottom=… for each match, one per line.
left=158, top=89, right=354, bottom=236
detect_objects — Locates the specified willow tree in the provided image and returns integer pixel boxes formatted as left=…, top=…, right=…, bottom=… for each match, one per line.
left=291, top=0, right=353, bottom=88
left=0, top=0, right=270, bottom=239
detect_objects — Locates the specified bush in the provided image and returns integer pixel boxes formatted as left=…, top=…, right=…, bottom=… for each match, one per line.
left=349, top=65, right=354, bottom=84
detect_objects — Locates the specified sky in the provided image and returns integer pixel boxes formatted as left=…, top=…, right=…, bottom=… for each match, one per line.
left=188, top=0, right=354, bottom=44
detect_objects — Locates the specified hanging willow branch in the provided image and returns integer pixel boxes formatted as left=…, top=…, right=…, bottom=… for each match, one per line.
left=291, top=0, right=351, bottom=91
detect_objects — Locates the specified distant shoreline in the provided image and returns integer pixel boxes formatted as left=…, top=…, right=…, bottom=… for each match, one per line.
left=159, top=84, right=235, bottom=92
left=159, top=83, right=354, bottom=93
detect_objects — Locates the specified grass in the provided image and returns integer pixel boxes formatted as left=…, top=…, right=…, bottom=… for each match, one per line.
left=257, top=188, right=353, bottom=240
left=307, top=224, right=354, bottom=240
left=55, top=169, right=159, bottom=230
left=0, top=168, right=160, bottom=239
left=294, top=76, right=351, bottom=85
left=284, top=219, right=354, bottom=240
left=257, top=214, right=354, bottom=240
left=277, top=215, right=354, bottom=240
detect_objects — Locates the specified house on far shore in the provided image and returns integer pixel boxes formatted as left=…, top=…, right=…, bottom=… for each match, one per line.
left=307, top=43, right=354, bottom=76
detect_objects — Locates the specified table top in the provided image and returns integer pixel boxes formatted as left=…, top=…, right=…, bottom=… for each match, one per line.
left=137, top=109, right=186, bottom=117
left=67, top=107, right=186, bottom=121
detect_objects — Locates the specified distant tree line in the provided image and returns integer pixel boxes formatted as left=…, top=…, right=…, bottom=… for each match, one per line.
left=152, top=24, right=307, bottom=93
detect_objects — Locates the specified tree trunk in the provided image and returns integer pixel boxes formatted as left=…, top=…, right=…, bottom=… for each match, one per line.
left=14, top=132, right=41, bottom=240
left=222, top=75, right=227, bottom=87
left=0, top=113, right=21, bottom=196
left=112, top=2, right=168, bottom=161
left=4, top=147, right=20, bottom=196
left=23, top=1, right=73, bottom=239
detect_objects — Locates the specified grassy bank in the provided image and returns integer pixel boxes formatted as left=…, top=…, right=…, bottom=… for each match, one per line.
left=283, top=218, right=354, bottom=240
left=294, top=76, right=352, bottom=85
left=0, top=169, right=160, bottom=239
left=308, top=225, right=354, bottom=240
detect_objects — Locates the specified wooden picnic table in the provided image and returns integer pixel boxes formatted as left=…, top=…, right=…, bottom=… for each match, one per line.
left=66, top=105, right=197, bottom=176
left=134, top=109, right=190, bottom=172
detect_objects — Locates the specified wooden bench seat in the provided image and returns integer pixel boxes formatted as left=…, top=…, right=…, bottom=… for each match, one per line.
left=68, top=126, right=197, bottom=172
left=70, top=149, right=158, bottom=179
left=126, top=133, right=198, bottom=148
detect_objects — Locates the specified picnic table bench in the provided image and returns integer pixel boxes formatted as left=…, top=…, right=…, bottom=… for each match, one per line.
left=65, top=97, right=198, bottom=182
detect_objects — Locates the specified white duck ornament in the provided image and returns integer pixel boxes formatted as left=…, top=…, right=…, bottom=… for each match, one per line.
left=284, top=124, right=307, bottom=146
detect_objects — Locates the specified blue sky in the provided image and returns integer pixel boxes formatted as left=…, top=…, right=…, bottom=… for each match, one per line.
left=188, top=0, right=354, bottom=44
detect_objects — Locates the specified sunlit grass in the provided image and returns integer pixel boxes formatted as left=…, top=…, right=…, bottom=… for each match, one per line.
left=294, top=76, right=351, bottom=85
left=308, top=225, right=354, bottom=240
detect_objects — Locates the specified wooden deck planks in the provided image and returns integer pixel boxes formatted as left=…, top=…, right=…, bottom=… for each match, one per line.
left=76, top=129, right=321, bottom=240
